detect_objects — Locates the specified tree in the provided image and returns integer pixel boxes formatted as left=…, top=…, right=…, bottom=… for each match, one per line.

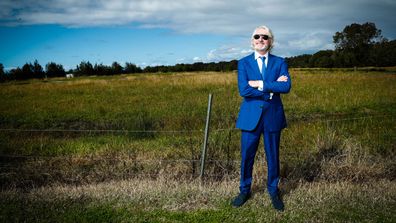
left=370, top=40, right=396, bottom=67
left=124, top=62, right=142, bottom=73
left=333, top=22, right=384, bottom=66
left=33, top=60, right=45, bottom=78
left=46, top=62, right=66, bottom=78
left=22, top=63, right=34, bottom=79
left=75, top=61, right=94, bottom=76
left=0, top=63, right=6, bottom=82
left=111, top=62, right=123, bottom=75
left=10, top=67, right=24, bottom=80
left=309, top=50, right=334, bottom=67
left=94, top=63, right=111, bottom=76
left=0, top=63, right=4, bottom=76
left=285, top=54, right=312, bottom=68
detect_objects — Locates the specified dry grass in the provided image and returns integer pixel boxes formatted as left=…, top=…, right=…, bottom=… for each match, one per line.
left=283, top=128, right=395, bottom=184
left=26, top=177, right=231, bottom=211
left=1, top=177, right=395, bottom=222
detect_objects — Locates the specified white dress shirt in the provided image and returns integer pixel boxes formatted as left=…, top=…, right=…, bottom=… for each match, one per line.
left=255, top=51, right=268, bottom=74
left=254, top=51, right=273, bottom=99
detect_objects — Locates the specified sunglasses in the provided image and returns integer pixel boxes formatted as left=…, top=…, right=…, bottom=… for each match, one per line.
left=253, top=34, right=270, bottom=40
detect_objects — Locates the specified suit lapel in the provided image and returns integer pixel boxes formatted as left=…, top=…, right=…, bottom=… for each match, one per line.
left=265, top=53, right=274, bottom=81
left=247, top=53, right=262, bottom=80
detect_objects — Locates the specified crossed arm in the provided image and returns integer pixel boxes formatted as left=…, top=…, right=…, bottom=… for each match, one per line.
left=238, top=59, right=291, bottom=98
left=248, top=75, right=288, bottom=88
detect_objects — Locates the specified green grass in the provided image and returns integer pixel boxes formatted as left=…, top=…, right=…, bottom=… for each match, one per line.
left=1, top=179, right=395, bottom=222
left=2, top=70, right=394, bottom=131
left=0, top=69, right=395, bottom=222
left=1, top=70, right=394, bottom=157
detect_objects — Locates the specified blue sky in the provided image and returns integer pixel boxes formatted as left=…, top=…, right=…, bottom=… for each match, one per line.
left=1, top=0, right=396, bottom=71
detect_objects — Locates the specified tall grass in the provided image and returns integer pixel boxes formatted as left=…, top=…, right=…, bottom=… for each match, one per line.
left=1, top=70, right=394, bottom=155
left=0, top=69, right=395, bottom=222
left=2, top=70, right=393, bottom=131
left=0, top=70, right=395, bottom=182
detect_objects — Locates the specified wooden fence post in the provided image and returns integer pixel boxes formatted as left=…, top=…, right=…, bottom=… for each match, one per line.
left=200, top=93, right=213, bottom=180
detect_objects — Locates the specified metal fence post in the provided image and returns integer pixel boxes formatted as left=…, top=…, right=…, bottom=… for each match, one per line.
left=200, top=93, right=213, bottom=180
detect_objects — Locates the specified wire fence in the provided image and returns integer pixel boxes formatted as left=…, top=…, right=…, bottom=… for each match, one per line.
left=0, top=114, right=395, bottom=189
left=0, top=114, right=392, bottom=133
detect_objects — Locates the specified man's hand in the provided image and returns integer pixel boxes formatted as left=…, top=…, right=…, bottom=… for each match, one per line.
left=277, top=75, right=288, bottom=82
left=248, top=80, right=261, bottom=88
left=249, top=75, right=287, bottom=87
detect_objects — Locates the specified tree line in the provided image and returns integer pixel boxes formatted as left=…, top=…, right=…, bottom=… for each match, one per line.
left=0, top=61, right=143, bottom=82
left=286, top=22, right=396, bottom=68
left=0, top=59, right=238, bottom=82
left=1, top=22, right=395, bottom=82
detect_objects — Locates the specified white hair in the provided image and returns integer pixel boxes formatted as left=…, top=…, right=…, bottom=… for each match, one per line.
left=251, top=25, right=275, bottom=52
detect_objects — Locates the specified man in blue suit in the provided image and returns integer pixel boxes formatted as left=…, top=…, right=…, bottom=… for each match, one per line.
left=231, top=25, right=291, bottom=211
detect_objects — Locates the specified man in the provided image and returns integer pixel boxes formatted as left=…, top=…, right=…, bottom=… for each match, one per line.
left=232, top=25, right=291, bottom=211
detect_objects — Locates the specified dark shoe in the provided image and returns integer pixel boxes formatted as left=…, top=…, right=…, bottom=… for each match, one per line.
left=231, top=193, right=251, bottom=207
left=270, top=194, right=284, bottom=211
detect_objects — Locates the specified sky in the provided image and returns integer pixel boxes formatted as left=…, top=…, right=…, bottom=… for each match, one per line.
left=1, top=0, right=395, bottom=71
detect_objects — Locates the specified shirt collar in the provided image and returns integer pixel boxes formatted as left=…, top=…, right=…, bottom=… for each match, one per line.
left=254, top=51, right=269, bottom=60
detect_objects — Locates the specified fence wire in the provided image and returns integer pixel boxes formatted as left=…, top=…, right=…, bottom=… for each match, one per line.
left=0, top=114, right=395, bottom=190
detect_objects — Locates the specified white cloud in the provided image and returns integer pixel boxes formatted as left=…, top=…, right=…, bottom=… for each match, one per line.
left=1, top=0, right=395, bottom=61
left=206, top=46, right=252, bottom=62
left=175, top=58, right=186, bottom=63
left=2, top=0, right=395, bottom=35
left=193, top=57, right=202, bottom=62
left=138, top=62, right=147, bottom=68
left=287, top=32, right=334, bottom=51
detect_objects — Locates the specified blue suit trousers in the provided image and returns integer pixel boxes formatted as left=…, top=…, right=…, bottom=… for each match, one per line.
left=239, top=110, right=281, bottom=196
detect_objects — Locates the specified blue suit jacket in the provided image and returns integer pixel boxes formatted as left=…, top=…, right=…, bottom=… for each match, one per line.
left=236, top=53, right=291, bottom=132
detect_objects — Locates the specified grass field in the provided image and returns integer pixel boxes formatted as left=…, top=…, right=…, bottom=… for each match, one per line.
left=1, top=69, right=395, bottom=222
